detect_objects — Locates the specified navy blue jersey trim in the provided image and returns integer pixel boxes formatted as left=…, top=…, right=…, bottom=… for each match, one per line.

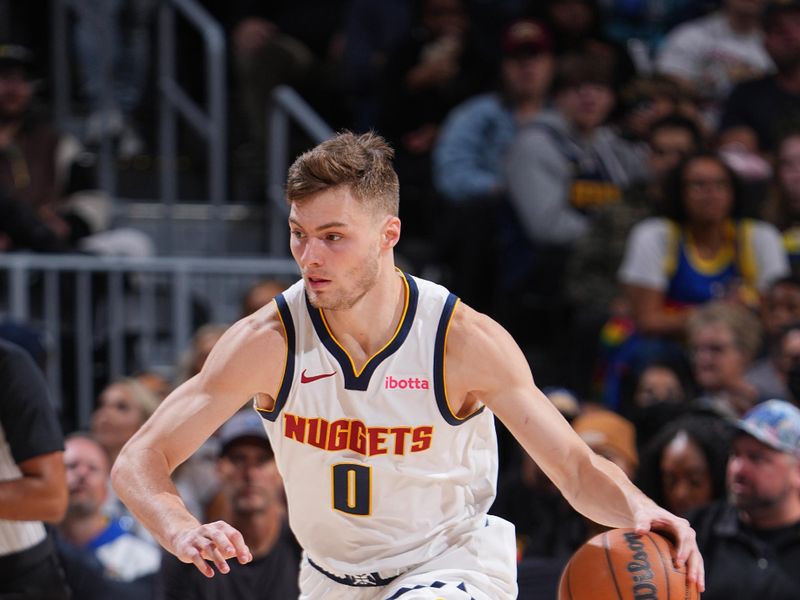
left=307, top=557, right=400, bottom=587
left=257, top=294, right=295, bottom=422
left=306, top=273, right=419, bottom=391
left=385, top=580, right=473, bottom=599
left=434, top=293, right=485, bottom=426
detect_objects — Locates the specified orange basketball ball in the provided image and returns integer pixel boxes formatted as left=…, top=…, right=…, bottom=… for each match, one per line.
left=558, top=528, right=699, bottom=600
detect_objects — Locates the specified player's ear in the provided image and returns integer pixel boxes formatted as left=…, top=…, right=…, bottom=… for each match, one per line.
left=381, top=216, right=401, bottom=249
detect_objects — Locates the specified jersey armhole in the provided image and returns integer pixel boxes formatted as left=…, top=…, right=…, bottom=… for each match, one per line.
left=433, top=294, right=486, bottom=425
left=256, top=294, right=295, bottom=422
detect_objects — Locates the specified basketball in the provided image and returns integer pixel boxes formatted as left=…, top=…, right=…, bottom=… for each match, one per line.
left=558, top=528, right=699, bottom=600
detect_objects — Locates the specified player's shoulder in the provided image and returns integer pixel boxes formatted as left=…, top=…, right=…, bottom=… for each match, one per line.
left=222, top=299, right=288, bottom=355
left=444, top=301, right=532, bottom=396
left=447, top=302, right=515, bottom=362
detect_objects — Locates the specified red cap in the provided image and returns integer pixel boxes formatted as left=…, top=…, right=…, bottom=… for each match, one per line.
left=502, top=20, right=553, bottom=57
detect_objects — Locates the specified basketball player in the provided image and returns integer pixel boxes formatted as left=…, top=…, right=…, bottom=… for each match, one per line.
left=112, top=132, right=704, bottom=599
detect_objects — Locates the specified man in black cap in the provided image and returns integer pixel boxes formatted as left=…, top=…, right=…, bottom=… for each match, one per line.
left=159, top=411, right=299, bottom=600
left=691, top=399, right=800, bottom=599
left=720, top=0, right=800, bottom=153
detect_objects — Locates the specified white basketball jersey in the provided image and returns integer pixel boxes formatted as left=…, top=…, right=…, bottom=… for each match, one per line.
left=258, top=273, right=499, bottom=575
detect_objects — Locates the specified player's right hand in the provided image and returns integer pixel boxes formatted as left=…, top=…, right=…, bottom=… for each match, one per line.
left=173, top=521, right=253, bottom=578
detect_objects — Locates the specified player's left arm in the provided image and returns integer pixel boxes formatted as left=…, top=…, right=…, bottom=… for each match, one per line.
left=444, top=304, right=704, bottom=591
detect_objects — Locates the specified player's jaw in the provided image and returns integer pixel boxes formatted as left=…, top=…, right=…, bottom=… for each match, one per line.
left=304, top=257, right=379, bottom=311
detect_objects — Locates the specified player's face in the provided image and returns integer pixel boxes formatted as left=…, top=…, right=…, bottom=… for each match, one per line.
left=64, top=437, right=110, bottom=516
left=91, top=383, right=146, bottom=455
left=727, top=435, right=800, bottom=514
left=660, top=432, right=713, bottom=517
left=218, top=441, right=281, bottom=515
left=289, top=186, right=399, bottom=310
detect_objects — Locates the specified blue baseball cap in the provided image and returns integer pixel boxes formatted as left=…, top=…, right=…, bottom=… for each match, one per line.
left=734, top=400, right=800, bottom=457
left=218, top=410, right=271, bottom=457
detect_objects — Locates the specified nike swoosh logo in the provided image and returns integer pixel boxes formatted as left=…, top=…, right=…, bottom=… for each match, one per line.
left=300, top=369, right=337, bottom=384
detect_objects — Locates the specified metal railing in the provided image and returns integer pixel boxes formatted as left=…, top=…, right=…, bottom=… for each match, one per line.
left=0, top=253, right=297, bottom=429
left=51, top=0, right=117, bottom=194
left=158, top=0, right=227, bottom=255
left=266, top=86, right=335, bottom=256
left=51, top=0, right=228, bottom=254
left=52, top=1, right=338, bottom=258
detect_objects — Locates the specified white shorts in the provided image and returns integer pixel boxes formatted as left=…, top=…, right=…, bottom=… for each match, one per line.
left=298, top=515, right=517, bottom=600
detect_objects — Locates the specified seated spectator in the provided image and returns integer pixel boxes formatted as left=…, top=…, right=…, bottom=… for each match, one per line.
left=90, top=377, right=160, bottom=465
left=566, top=113, right=703, bottom=397
left=691, top=400, right=800, bottom=599
left=748, top=321, right=800, bottom=404
left=539, top=0, right=637, bottom=87
left=764, top=130, right=800, bottom=273
left=58, top=433, right=161, bottom=594
left=0, top=44, right=152, bottom=256
left=173, top=323, right=228, bottom=387
left=572, top=407, right=639, bottom=480
left=0, top=338, right=70, bottom=599
left=378, top=0, right=495, bottom=248
left=620, top=358, right=697, bottom=445
left=619, top=153, right=788, bottom=339
left=758, top=275, right=800, bottom=343
left=503, top=51, right=648, bottom=305
left=433, top=19, right=554, bottom=312
left=160, top=411, right=299, bottom=600
left=616, top=76, right=703, bottom=142
left=636, top=413, right=732, bottom=517
left=719, top=1, right=800, bottom=153
left=688, top=301, right=764, bottom=416
left=597, top=0, right=711, bottom=57
left=134, top=370, right=173, bottom=402
left=89, top=377, right=160, bottom=538
left=631, top=360, right=693, bottom=409
left=571, top=407, right=639, bottom=539
left=656, top=0, right=773, bottom=130
left=240, top=278, right=289, bottom=318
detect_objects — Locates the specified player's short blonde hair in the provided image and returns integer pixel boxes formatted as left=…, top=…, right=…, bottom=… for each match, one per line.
left=285, top=131, right=400, bottom=216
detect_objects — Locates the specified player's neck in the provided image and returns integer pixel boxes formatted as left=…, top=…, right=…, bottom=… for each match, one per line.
left=322, top=267, right=405, bottom=362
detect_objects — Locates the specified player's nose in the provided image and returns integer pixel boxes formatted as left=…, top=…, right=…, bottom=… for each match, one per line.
left=301, top=237, right=324, bottom=267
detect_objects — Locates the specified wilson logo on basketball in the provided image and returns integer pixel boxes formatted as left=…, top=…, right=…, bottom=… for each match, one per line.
left=623, top=532, right=658, bottom=600
left=384, top=375, right=430, bottom=390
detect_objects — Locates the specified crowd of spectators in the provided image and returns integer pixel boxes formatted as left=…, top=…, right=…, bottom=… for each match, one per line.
left=4, top=1, right=800, bottom=599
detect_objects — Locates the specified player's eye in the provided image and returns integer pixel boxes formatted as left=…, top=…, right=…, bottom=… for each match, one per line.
left=326, top=233, right=342, bottom=242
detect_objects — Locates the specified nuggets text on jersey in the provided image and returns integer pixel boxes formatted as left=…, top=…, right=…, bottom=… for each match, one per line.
left=283, top=413, right=434, bottom=456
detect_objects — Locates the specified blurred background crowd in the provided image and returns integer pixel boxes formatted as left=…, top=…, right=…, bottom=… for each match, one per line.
left=3, top=1, right=800, bottom=599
